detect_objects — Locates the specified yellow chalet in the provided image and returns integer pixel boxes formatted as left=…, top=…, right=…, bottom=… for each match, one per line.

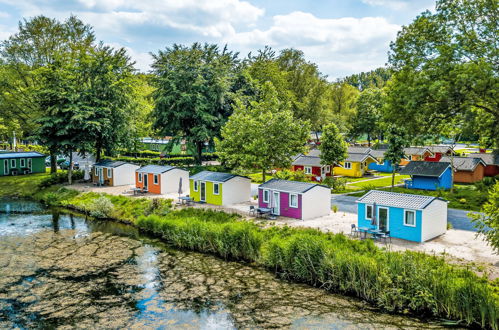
left=334, top=147, right=377, bottom=177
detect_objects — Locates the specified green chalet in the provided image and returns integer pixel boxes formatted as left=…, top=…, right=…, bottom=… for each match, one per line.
left=0, top=152, right=46, bottom=176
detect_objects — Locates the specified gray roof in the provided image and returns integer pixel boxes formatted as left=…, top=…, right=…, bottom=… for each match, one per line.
left=346, top=153, right=376, bottom=163
left=292, top=155, right=323, bottom=167
left=440, top=156, right=486, bottom=171
left=356, top=190, right=445, bottom=210
left=399, top=161, right=450, bottom=177
left=348, top=146, right=371, bottom=154
left=307, top=149, right=321, bottom=157
left=369, top=149, right=387, bottom=158
left=259, top=179, right=328, bottom=194
left=136, top=165, right=177, bottom=174
left=0, top=152, right=45, bottom=159
left=468, top=153, right=499, bottom=166
left=425, top=145, right=453, bottom=154
left=404, top=147, right=432, bottom=156
left=190, top=171, right=249, bottom=182
left=94, top=160, right=129, bottom=168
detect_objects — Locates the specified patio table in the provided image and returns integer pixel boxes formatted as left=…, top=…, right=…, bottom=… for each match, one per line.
left=131, top=187, right=142, bottom=196
left=256, top=207, right=271, bottom=218
left=179, top=196, right=193, bottom=206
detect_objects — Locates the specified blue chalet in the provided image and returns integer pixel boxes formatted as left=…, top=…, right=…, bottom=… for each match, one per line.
left=356, top=190, right=448, bottom=242
left=399, top=161, right=452, bottom=191
left=368, top=149, right=397, bottom=173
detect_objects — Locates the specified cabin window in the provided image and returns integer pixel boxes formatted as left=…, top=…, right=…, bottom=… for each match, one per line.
left=20, top=158, right=26, bottom=167
left=304, top=166, right=312, bottom=174
left=194, top=181, right=198, bottom=191
left=321, top=167, right=326, bottom=175
left=344, top=162, right=352, bottom=169
left=404, top=210, right=416, bottom=227
left=95, top=167, right=98, bottom=175
left=138, top=173, right=142, bottom=182
left=107, top=168, right=112, bottom=178
left=213, top=183, right=220, bottom=195
left=154, top=174, right=158, bottom=184
left=326, top=165, right=331, bottom=173
left=3, top=159, right=8, bottom=175
left=10, top=159, right=16, bottom=168
left=263, top=189, right=269, bottom=203
left=408, top=155, right=413, bottom=161
left=289, top=194, right=298, bottom=208
left=365, top=205, right=373, bottom=219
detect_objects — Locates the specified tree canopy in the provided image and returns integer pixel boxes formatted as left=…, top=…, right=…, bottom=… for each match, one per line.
left=319, top=123, right=347, bottom=176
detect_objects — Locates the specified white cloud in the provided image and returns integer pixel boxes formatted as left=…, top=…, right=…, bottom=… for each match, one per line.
left=225, top=11, right=400, bottom=79
left=106, top=42, right=152, bottom=72
left=361, top=0, right=435, bottom=12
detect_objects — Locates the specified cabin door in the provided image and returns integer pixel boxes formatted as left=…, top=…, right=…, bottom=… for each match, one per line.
left=143, top=174, right=148, bottom=189
left=271, top=191, right=280, bottom=215
left=98, top=168, right=104, bottom=184
left=27, top=158, right=32, bottom=173
left=200, top=182, right=206, bottom=201
left=3, top=160, right=8, bottom=175
left=378, top=207, right=389, bottom=232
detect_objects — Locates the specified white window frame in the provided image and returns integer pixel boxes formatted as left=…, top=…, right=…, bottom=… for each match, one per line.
left=325, top=165, right=331, bottom=173
left=321, top=166, right=326, bottom=175
left=404, top=209, right=416, bottom=227
left=289, top=193, right=298, bottom=208
left=365, top=204, right=373, bottom=220
left=263, top=189, right=269, bottom=203
left=153, top=174, right=159, bottom=185
left=20, top=158, right=26, bottom=167
left=213, top=183, right=220, bottom=195
left=304, top=166, right=312, bottom=174
left=10, top=159, right=16, bottom=168
left=344, top=162, right=352, bottom=169
left=138, top=173, right=142, bottom=182
left=3, top=159, right=8, bottom=175
left=107, top=168, right=112, bottom=178
left=194, top=180, right=198, bottom=192
left=95, top=167, right=98, bottom=175
left=408, top=155, right=413, bottom=161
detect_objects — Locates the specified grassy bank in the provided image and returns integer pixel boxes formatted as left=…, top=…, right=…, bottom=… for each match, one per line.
left=52, top=191, right=498, bottom=328
left=1, top=173, right=498, bottom=328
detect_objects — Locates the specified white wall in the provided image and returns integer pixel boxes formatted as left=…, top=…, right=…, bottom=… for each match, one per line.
left=421, top=199, right=447, bottom=241
left=162, top=168, right=190, bottom=195
left=114, top=164, right=139, bottom=186
left=222, top=177, right=251, bottom=205
left=301, top=186, right=331, bottom=220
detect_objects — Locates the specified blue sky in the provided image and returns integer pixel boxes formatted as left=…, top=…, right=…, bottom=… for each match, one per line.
left=0, top=0, right=435, bottom=79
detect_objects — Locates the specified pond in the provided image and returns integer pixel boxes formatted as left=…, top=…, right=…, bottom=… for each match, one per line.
left=0, top=199, right=447, bottom=329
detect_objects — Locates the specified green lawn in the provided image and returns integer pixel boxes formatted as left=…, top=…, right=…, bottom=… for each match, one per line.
left=246, top=172, right=275, bottom=184
left=348, top=175, right=410, bottom=189
left=0, top=169, right=51, bottom=198
left=349, top=184, right=488, bottom=211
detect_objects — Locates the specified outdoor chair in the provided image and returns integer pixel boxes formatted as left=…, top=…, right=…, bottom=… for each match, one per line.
left=350, top=224, right=359, bottom=238
left=249, top=205, right=256, bottom=217
left=379, top=231, right=391, bottom=244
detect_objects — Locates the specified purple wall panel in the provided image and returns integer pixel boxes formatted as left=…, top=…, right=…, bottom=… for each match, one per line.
left=258, top=188, right=302, bottom=219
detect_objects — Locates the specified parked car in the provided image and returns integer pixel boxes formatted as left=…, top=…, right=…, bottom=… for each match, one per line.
left=45, top=155, right=67, bottom=166
left=59, top=160, right=79, bottom=170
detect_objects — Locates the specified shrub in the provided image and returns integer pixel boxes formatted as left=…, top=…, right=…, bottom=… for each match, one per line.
left=323, top=177, right=347, bottom=192
left=274, top=169, right=311, bottom=182
left=88, top=195, right=114, bottom=218
left=38, top=170, right=84, bottom=188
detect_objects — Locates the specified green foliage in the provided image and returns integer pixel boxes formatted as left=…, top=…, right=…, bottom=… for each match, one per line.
left=384, top=126, right=408, bottom=190
left=327, top=83, right=359, bottom=133
left=216, top=81, right=310, bottom=182
left=274, top=169, right=310, bottom=182
left=151, top=43, right=239, bottom=164
left=349, top=88, right=384, bottom=144
left=323, top=176, right=347, bottom=192
left=319, top=123, right=347, bottom=175
left=87, top=195, right=114, bottom=218
left=343, top=67, right=392, bottom=91
left=472, top=181, right=499, bottom=253
left=38, top=171, right=83, bottom=188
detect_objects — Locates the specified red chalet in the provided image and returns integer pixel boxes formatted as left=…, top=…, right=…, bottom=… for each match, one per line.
left=292, top=154, right=331, bottom=182
left=468, top=153, right=499, bottom=177
left=424, top=146, right=454, bottom=162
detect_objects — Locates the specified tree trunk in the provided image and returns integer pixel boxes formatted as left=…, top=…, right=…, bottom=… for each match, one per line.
left=315, top=131, right=320, bottom=142
left=391, top=167, right=396, bottom=191
left=95, top=140, right=102, bottom=163
left=195, top=142, right=203, bottom=165
left=367, top=133, right=371, bottom=147
left=68, top=151, right=73, bottom=185
left=50, top=149, right=57, bottom=174
left=262, top=169, right=266, bottom=183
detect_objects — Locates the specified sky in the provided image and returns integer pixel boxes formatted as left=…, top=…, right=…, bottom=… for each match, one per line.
left=0, top=0, right=436, bottom=79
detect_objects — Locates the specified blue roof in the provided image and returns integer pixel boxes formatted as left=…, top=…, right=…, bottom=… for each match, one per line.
left=0, top=152, right=45, bottom=159
left=190, top=171, right=249, bottom=182
left=137, top=165, right=178, bottom=174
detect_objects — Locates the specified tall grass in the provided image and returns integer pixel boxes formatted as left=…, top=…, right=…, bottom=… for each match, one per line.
left=58, top=191, right=499, bottom=328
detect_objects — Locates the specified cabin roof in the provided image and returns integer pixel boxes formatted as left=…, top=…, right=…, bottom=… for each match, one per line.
left=369, top=149, right=387, bottom=158
left=190, top=170, right=248, bottom=182
left=403, top=147, right=432, bottom=156
left=136, top=165, right=177, bottom=174
left=425, top=145, right=453, bottom=154
left=259, top=178, right=328, bottom=194
left=440, top=156, right=486, bottom=171
left=468, top=153, right=499, bottom=166
left=356, top=190, right=445, bottom=210
left=292, top=155, right=323, bottom=167
left=348, top=146, right=371, bottom=154
left=93, top=160, right=129, bottom=168
left=0, top=152, right=45, bottom=159
left=399, top=161, right=451, bottom=177
left=346, top=153, right=376, bottom=163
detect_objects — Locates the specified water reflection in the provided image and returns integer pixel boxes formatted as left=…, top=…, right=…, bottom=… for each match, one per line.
left=0, top=199, right=447, bottom=329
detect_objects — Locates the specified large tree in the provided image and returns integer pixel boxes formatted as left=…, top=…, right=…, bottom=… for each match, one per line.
left=385, top=0, right=498, bottom=149
left=383, top=126, right=408, bottom=190
left=327, top=82, right=359, bottom=133
left=319, top=123, right=347, bottom=178
left=472, top=181, right=499, bottom=253
left=216, top=81, right=310, bottom=182
left=151, top=43, right=238, bottom=164
left=349, top=88, right=384, bottom=146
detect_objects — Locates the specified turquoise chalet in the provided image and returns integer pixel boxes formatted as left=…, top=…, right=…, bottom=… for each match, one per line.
left=356, top=190, right=448, bottom=242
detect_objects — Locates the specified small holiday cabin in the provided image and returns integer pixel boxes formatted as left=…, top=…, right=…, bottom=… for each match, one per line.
left=440, top=156, right=486, bottom=183
left=399, top=161, right=452, bottom=191
left=368, top=149, right=397, bottom=173
left=356, top=190, right=447, bottom=242
left=135, top=165, right=189, bottom=194
left=334, top=152, right=377, bottom=177
left=400, top=147, right=433, bottom=166
left=424, top=146, right=454, bottom=162
left=189, top=171, right=251, bottom=206
left=93, top=161, right=139, bottom=186
left=258, top=179, right=331, bottom=220
left=468, top=153, right=499, bottom=177
left=0, top=152, right=45, bottom=176
left=292, top=155, right=331, bottom=182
